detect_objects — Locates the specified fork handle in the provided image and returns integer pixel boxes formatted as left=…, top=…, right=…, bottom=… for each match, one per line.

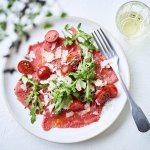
left=118, top=73, right=150, bottom=132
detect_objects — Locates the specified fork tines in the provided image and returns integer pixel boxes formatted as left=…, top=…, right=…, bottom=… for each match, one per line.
left=92, top=28, right=117, bottom=59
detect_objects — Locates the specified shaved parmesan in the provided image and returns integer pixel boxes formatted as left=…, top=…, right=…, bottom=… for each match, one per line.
left=20, top=84, right=27, bottom=91
left=94, top=79, right=107, bottom=87
left=55, top=47, right=61, bottom=59
left=64, top=76, right=72, bottom=85
left=22, top=76, right=28, bottom=85
left=93, top=111, right=99, bottom=115
left=84, top=103, right=90, bottom=111
left=78, top=103, right=90, bottom=116
left=27, top=74, right=32, bottom=79
left=43, top=94, right=50, bottom=105
left=61, top=50, right=68, bottom=63
left=101, top=60, right=111, bottom=69
left=43, top=51, right=54, bottom=62
left=66, top=111, right=74, bottom=118
left=55, top=70, right=62, bottom=77
left=40, top=78, right=50, bottom=84
left=51, top=43, right=56, bottom=50
left=95, top=99, right=100, bottom=106
left=48, top=103, right=55, bottom=112
left=48, top=82, right=57, bottom=91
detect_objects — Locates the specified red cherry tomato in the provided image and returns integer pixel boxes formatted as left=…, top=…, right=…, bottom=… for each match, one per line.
left=45, top=30, right=59, bottom=43
left=103, top=84, right=118, bottom=98
left=70, top=99, right=84, bottom=111
left=37, top=66, right=52, bottom=80
left=18, top=60, right=34, bottom=74
left=61, top=65, right=73, bottom=75
left=96, top=91, right=110, bottom=104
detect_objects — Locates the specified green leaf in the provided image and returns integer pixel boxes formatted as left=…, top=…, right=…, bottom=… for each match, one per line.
left=29, top=12, right=40, bottom=20
left=77, top=23, right=82, bottom=31
left=60, top=12, right=67, bottom=18
left=14, top=23, right=26, bottom=38
left=7, top=0, right=16, bottom=9
left=30, top=104, right=37, bottom=124
left=0, top=22, right=7, bottom=31
left=46, top=11, right=53, bottom=17
left=26, top=91, right=34, bottom=106
left=43, top=22, right=53, bottom=29
left=84, top=81, right=93, bottom=103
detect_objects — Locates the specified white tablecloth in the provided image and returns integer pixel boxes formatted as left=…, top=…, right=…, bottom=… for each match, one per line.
left=0, top=0, right=150, bottom=149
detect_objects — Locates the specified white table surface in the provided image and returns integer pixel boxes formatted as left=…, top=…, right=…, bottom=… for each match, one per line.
left=0, top=0, right=150, bottom=149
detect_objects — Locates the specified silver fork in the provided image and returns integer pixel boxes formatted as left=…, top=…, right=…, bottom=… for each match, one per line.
left=92, top=28, right=150, bottom=132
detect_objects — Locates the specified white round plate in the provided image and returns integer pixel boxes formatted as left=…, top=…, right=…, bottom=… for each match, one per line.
left=2, top=17, right=130, bottom=143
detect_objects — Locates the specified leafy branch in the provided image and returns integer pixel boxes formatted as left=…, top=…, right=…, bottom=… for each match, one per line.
left=0, top=0, right=67, bottom=57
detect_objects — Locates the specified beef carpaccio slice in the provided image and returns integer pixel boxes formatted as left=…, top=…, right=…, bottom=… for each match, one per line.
left=42, top=103, right=102, bottom=131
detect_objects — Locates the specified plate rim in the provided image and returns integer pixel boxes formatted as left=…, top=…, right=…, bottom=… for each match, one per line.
left=2, top=16, right=130, bottom=143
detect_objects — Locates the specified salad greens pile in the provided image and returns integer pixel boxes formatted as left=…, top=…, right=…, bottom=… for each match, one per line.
left=51, top=57, right=96, bottom=115
left=51, top=23, right=97, bottom=114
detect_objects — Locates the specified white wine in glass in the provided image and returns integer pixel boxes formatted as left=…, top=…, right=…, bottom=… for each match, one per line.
left=116, top=1, right=150, bottom=39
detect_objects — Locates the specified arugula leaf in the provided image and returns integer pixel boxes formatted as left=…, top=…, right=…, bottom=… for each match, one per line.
left=64, top=24, right=69, bottom=31
left=84, top=81, right=93, bottom=103
left=51, top=81, right=80, bottom=114
left=21, top=75, right=47, bottom=124
left=69, top=57, right=96, bottom=102
left=69, top=57, right=96, bottom=81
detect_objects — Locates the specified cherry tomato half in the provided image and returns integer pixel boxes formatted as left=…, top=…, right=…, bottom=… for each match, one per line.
left=96, top=91, right=110, bottom=104
left=61, top=65, right=73, bottom=75
left=69, top=99, right=84, bottom=111
left=45, top=30, right=59, bottom=43
left=103, top=84, right=118, bottom=98
left=18, top=60, right=34, bottom=74
left=37, top=66, right=52, bottom=80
